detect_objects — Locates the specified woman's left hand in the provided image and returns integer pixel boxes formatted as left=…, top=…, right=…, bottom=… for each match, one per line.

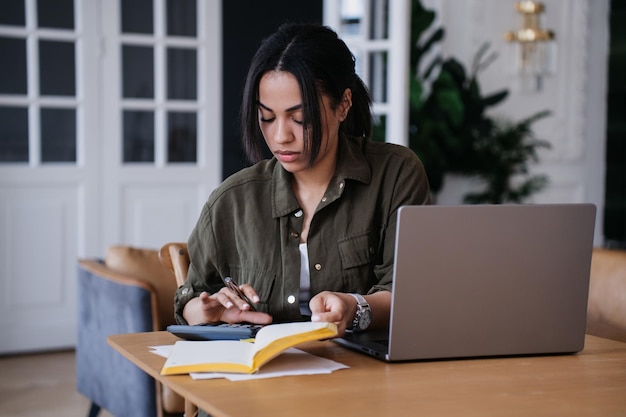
left=309, top=291, right=355, bottom=336
left=309, top=290, right=391, bottom=336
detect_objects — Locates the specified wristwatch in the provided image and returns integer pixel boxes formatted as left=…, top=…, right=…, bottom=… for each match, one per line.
left=349, top=293, right=372, bottom=333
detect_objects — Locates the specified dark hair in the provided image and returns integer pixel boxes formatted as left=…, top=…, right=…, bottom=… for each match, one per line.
left=240, top=23, right=373, bottom=165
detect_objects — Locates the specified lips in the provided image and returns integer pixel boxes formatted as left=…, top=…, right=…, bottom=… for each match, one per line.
left=275, top=150, right=300, bottom=163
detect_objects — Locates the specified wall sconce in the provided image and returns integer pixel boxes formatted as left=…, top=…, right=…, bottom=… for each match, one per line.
left=504, top=1, right=555, bottom=91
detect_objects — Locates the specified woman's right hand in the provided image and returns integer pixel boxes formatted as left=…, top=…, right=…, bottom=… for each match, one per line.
left=182, top=290, right=273, bottom=325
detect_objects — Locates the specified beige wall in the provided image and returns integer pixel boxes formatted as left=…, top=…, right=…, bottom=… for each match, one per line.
left=428, top=0, right=608, bottom=246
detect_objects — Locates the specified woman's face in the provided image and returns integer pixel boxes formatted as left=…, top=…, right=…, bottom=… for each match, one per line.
left=257, top=70, right=349, bottom=175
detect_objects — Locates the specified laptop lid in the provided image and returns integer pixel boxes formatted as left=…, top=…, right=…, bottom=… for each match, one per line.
left=336, top=203, right=596, bottom=362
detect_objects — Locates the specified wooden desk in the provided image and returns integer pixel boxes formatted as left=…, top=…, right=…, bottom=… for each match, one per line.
left=108, top=332, right=626, bottom=417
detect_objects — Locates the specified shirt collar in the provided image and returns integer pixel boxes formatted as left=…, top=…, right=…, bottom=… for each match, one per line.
left=271, top=135, right=372, bottom=218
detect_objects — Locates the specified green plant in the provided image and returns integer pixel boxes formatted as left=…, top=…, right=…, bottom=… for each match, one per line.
left=374, top=0, right=551, bottom=203
left=462, top=111, right=551, bottom=204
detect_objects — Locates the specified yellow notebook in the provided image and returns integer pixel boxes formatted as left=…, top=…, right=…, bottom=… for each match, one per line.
left=160, top=321, right=338, bottom=375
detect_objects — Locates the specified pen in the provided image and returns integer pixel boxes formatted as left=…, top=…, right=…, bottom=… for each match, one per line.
left=224, top=276, right=257, bottom=311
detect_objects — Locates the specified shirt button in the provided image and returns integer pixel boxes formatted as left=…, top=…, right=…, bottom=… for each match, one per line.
left=339, top=182, right=345, bottom=189
left=287, top=295, right=296, bottom=304
left=321, top=197, right=327, bottom=203
left=314, top=263, right=322, bottom=271
left=181, top=288, right=190, bottom=295
left=294, top=209, right=303, bottom=218
left=290, top=232, right=299, bottom=238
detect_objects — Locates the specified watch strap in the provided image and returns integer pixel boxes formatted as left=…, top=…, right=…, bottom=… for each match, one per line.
left=349, top=293, right=371, bottom=332
left=349, top=293, right=368, bottom=306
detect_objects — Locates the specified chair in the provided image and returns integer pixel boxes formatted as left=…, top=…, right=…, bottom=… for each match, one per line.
left=76, top=245, right=185, bottom=417
left=158, top=242, right=198, bottom=417
left=586, top=247, right=626, bottom=343
left=159, top=242, right=190, bottom=287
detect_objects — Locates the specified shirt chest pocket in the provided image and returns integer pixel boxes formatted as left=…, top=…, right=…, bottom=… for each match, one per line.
left=338, top=230, right=379, bottom=270
left=337, top=230, right=383, bottom=292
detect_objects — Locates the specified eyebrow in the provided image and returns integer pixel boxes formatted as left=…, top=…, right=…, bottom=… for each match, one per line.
left=256, top=101, right=303, bottom=113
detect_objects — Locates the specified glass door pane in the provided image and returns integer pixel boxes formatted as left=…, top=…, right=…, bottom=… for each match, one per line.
left=167, top=48, right=197, bottom=100
left=123, top=110, right=155, bottom=162
left=39, top=40, right=76, bottom=96
left=0, top=37, right=27, bottom=94
left=40, top=108, right=76, bottom=162
left=167, top=112, right=197, bottom=163
left=122, top=45, right=155, bottom=99
left=0, top=107, right=28, bottom=162
left=121, top=0, right=153, bottom=34
left=0, top=0, right=25, bottom=26
left=37, top=0, right=74, bottom=29
left=167, top=0, right=196, bottom=37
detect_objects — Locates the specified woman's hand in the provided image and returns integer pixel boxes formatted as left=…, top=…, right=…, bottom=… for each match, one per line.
left=183, top=285, right=273, bottom=325
left=309, top=291, right=355, bottom=335
left=309, top=290, right=391, bottom=336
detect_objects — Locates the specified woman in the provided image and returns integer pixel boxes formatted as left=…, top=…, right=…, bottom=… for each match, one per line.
left=174, top=23, right=431, bottom=336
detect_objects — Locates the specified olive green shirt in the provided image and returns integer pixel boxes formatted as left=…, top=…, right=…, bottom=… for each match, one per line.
left=174, top=135, right=431, bottom=324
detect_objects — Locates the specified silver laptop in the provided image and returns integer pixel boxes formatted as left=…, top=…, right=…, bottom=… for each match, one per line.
left=335, top=203, right=596, bottom=361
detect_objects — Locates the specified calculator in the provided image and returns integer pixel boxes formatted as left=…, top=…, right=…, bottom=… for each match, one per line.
left=166, top=323, right=264, bottom=341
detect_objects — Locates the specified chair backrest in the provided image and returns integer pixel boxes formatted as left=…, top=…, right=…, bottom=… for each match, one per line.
left=159, top=242, right=190, bottom=286
left=156, top=241, right=197, bottom=416
left=586, top=248, right=626, bottom=343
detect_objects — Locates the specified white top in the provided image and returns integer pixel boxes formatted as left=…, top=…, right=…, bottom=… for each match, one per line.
left=299, top=243, right=311, bottom=316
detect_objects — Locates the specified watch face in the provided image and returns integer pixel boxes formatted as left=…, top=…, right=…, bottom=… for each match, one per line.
left=359, top=311, right=372, bottom=330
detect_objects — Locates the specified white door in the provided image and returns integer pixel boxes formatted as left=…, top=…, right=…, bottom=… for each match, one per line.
left=325, top=0, right=411, bottom=145
left=0, top=0, right=221, bottom=354
left=0, top=0, right=100, bottom=353
left=99, top=0, right=221, bottom=248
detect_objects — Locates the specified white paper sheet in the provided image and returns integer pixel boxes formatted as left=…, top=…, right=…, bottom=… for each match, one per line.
left=149, top=345, right=348, bottom=381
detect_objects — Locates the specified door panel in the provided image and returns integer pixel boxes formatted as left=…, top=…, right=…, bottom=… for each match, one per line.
left=121, top=183, right=201, bottom=246
left=102, top=0, right=221, bottom=249
left=0, top=186, right=78, bottom=352
left=0, top=0, right=221, bottom=353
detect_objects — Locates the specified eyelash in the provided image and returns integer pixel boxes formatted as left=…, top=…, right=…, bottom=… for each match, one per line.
left=259, top=116, right=303, bottom=125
